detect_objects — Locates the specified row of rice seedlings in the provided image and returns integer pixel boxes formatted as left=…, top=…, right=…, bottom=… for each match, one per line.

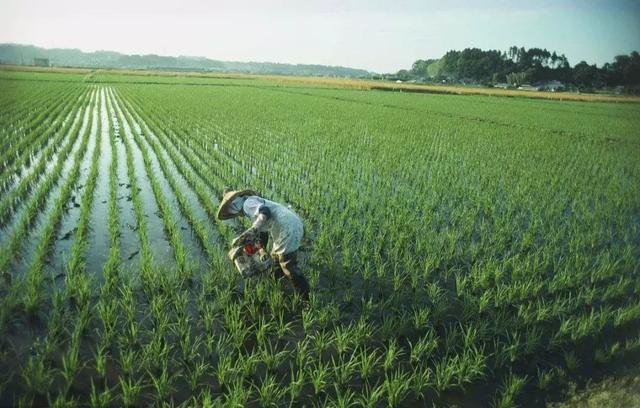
left=63, top=90, right=103, bottom=306
left=0, top=89, right=90, bottom=224
left=13, top=286, right=71, bottom=405
left=0, top=90, right=94, bottom=282
left=100, top=88, right=121, bottom=292
left=20, top=93, right=96, bottom=314
left=0, top=84, right=73, bottom=168
left=174, top=96, right=510, bottom=396
left=80, top=90, right=123, bottom=407
left=119, top=90, right=228, bottom=197
left=106, top=89, right=154, bottom=283
left=118, top=92, right=236, bottom=245
left=113, top=92, right=191, bottom=277
left=176, top=91, right=500, bottom=398
left=0, top=86, right=83, bottom=177
left=143, top=104, right=245, bottom=200
left=1, top=89, right=88, bottom=188
left=0, top=84, right=72, bottom=164
left=114, top=91, right=219, bottom=266
left=101, top=83, right=638, bottom=405
left=0, top=80, right=56, bottom=126
left=109, top=88, right=176, bottom=271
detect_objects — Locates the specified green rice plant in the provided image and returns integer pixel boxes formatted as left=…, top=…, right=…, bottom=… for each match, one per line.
left=287, top=363, right=305, bottom=407
left=453, top=345, right=487, bottom=388
left=224, top=377, right=251, bottom=407
left=259, top=339, right=291, bottom=372
left=108, top=89, right=154, bottom=283
left=275, top=310, right=295, bottom=339
left=60, top=341, right=81, bottom=394
left=141, top=332, right=172, bottom=374
left=118, top=347, right=140, bottom=378
left=411, top=306, right=430, bottom=330
left=411, top=364, right=433, bottom=400
left=494, top=330, right=522, bottom=368
left=491, top=372, right=528, bottom=408
left=433, top=357, right=455, bottom=395
left=89, top=379, right=112, bottom=408
left=148, top=364, right=176, bottom=403
left=302, top=307, right=318, bottom=333
left=563, top=350, right=580, bottom=372
left=409, top=330, right=438, bottom=365
left=255, top=373, right=285, bottom=407
left=194, top=387, right=217, bottom=407
left=49, top=392, right=80, bottom=408
left=215, top=354, right=238, bottom=387
left=255, top=315, right=275, bottom=345
left=310, top=329, right=335, bottom=355
left=0, top=87, right=83, bottom=191
left=384, top=368, right=411, bottom=407
left=20, top=353, right=54, bottom=397
left=383, top=338, right=404, bottom=372
left=536, top=367, right=554, bottom=391
left=234, top=350, right=259, bottom=379
left=321, top=384, right=358, bottom=408
left=92, top=345, right=108, bottom=380
left=333, top=323, right=357, bottom=355
left=307, top=358, right=332, bottom=395
left=118, top=375, right=144, bottom=407
left=357, top=382, right=386, bottom=408
left=357, top=346, right=382, bottom=382
left=331, top=353, right=358, bottom=386
left=116, top=93, right=221, bottom=265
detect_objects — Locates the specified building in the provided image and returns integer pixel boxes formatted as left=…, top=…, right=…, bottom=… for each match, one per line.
left=537, top=80, right=565, bottom=92
left=33, top=58, right=50, bottom=67
left=517, top=84, right=538, bottom=91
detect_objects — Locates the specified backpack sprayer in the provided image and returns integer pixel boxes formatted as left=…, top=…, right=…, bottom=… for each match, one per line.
left=228, top=238, right=273, bottom=278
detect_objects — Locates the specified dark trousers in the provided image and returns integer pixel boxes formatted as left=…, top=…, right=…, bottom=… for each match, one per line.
left=259, top=233, right=310, bottom=300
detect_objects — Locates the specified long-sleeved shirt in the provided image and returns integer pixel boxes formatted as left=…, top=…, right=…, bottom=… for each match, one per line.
left=243, top=196, right=303, bottom=256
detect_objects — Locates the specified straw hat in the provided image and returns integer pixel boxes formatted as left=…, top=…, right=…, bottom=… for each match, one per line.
left=217, top=188, right=257, bottom=220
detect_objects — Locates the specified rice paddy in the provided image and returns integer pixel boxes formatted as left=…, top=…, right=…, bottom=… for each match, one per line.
left=0, top=69, right=639, bottom=407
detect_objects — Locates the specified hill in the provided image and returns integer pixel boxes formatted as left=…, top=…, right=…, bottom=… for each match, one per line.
left=0, top=43, right=373, bottom=77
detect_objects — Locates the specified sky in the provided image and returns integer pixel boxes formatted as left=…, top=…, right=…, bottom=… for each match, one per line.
left=1, top=0, right=639, bottom=73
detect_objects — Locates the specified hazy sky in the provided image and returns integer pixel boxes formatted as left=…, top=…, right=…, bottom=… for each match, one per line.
left=1, top=0, right=639, bottom=72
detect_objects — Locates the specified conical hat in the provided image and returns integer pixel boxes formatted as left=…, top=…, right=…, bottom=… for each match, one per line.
left=217, top=188, right=257, bottom=220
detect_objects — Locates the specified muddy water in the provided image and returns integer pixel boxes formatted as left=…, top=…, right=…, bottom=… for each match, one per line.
left=116, top=97, right=208, bottom=270
left=48, top=95, right=100, bottom=275
left=108, top=90, right=176, bottom=270
left=11, top=90, right=97, bottom=278
left=85, top=88, right=112, bottom=276
left=105, top=89, right=140, bottom=271
left=122, top=98, right=221, bottom=263
left=9, top=95, right=85, bottom=193
left=146, top=113, right=222, bottom=202
left=0, top=108, right=85, bottom=248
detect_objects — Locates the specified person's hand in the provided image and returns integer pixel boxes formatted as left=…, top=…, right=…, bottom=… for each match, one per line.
left=232, top=228, right=257, bottom=247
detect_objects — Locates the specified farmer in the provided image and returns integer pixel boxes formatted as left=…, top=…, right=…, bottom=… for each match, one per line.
left=217, top=188, right=310, bottom=301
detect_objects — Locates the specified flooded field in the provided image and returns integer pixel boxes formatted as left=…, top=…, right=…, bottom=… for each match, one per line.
left=0, top=70, right=639, bottom=406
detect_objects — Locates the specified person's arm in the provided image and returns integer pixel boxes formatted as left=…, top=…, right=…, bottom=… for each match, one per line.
left=233, top=200, right=271, bottom=245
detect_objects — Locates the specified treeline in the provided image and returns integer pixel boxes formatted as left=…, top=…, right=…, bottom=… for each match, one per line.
left=0, top=43, right=372, bottom=78
left=397, top=46, right=640, bottom=91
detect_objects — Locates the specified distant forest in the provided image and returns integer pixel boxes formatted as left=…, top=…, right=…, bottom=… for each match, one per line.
left=0, top=44, right=371, bottom=78
left=398, top=46, right=640, bottom=92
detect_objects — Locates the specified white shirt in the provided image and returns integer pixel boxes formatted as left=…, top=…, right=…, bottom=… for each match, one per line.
left=243, top=196, right=303, bottom=256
